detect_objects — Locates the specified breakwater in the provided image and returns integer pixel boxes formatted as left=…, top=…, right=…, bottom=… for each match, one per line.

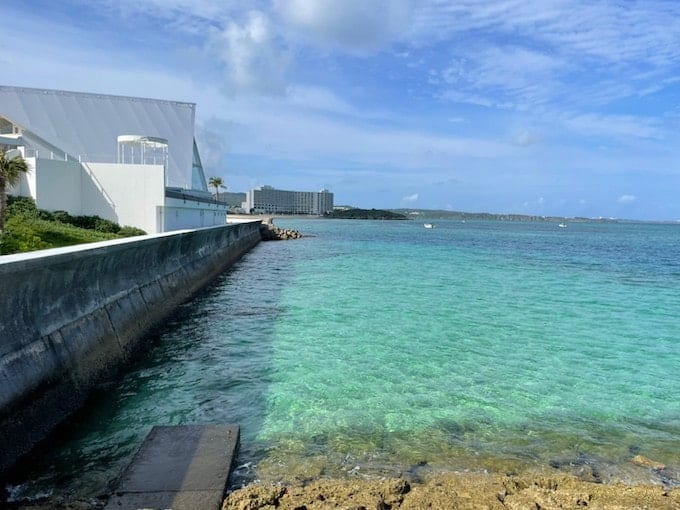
left=0, top=221, right=261, bottom=475
left=259, top=223, right=303, bottom=240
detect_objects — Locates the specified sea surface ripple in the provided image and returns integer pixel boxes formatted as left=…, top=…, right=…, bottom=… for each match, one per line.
left=7, top=219, right=680, bottom=500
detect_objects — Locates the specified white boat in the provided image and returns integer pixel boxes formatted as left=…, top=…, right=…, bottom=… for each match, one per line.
left=424, top=223, right=435, bottom=229
left=558, top=223, right=567, bottom=228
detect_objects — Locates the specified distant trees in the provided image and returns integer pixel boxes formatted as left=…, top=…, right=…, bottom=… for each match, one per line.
left=0, top=149, right=30, bottom=231
left=324, top=208, right=408, bottom=220
left=208, top=176, right=225, bottom=198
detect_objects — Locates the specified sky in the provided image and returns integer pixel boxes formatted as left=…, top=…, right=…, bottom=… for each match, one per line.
left=2, top=0, right=680, bottom=220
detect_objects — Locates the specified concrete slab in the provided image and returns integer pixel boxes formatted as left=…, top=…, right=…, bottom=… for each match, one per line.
left=105, top=491, right=224, bottom=509
left=104, top=424, right=239, bottom=510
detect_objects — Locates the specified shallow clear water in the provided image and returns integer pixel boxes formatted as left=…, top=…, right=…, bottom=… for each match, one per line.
left=7, top=219, right=680, bottom=500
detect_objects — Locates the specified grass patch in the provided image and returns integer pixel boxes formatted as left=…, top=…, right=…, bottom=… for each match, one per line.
left=0, top=197, right=146, bottom=255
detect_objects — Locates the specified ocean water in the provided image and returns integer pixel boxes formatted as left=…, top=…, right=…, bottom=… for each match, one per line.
left=7, top=219, right=680, bottom=500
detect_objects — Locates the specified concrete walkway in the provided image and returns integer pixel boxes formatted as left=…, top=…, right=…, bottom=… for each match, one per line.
left=105, top=424, right=239, bottom=510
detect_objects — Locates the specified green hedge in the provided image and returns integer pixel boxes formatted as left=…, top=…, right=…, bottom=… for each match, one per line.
left=1, top=197, right=147, bottom=255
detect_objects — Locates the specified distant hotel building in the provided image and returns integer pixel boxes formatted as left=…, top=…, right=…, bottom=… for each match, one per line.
left=244, top=186, right=334, bottom=215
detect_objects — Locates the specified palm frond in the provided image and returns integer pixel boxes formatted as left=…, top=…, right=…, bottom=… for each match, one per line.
left=0, top=150, right=30, bottom=187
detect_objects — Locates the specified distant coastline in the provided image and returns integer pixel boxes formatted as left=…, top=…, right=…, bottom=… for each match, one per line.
left=230, top=208, right=677, bottom=224
left=392, top=208, right=673, bottom=224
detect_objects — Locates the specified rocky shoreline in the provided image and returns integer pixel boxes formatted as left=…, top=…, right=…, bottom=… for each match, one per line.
left=259, top=221, right=303, bottom=241
left=6, top=470, right=678, bottom=510
left=223, top=472, right=680, bottom=510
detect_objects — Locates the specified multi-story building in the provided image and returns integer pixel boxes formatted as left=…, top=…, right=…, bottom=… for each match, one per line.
left=244, top=186, right=334, bottom=215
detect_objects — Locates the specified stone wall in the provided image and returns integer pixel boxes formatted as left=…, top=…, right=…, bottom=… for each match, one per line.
left=0, top=221, right=261, bottom=474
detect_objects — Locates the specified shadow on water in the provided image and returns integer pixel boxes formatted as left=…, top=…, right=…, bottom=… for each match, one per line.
left=3, top=240, right=298, bottom=504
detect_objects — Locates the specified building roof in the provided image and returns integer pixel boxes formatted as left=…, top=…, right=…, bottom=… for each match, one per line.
left=0, top=85, right=204, bottom=191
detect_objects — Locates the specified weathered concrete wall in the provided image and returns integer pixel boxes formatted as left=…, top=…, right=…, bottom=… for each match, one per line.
left=0, top=221, right=261, bottom=475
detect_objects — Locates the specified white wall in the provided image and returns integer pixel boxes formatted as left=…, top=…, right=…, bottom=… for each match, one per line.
left=8, top=158, right=83, bottom=213
left=162, top=196, right=228, bottom=231
left=35, top=159, right=83, bottom=212
left=84, top=163, right=165, bottom=234
left=8, top=157, right=224, bottom=234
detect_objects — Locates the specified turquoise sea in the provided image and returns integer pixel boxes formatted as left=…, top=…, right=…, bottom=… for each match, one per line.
left=7, top=219, right=680, bottom=500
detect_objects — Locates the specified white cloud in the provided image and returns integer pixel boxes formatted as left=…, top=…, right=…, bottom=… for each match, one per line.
left=210, top=10, right=291, bottom=95
left=514, top=131, right=541, bottom=147
left=439, top=45, right=566, bottom=108
left=402, top=193, right=419, bottom=202
left=561, top=113, right=661, bottom=139
left=426, top=1, right=680, bottom=116
left=522, top=196, right=546, bottom=210
left=439, top=90, right=494, bottom=108
left=415, top=1, right=680, bottom=67
left=275, top=0, right=415, bottom=52
left=75, top=0, right=250, bottom=23
left=212, top=96, right=517, bottom=176
left=286, top=85, right=357, bottom=115
left=5, top=0, right=680, bottom=219
left=195, top=122, right=231, bottom=177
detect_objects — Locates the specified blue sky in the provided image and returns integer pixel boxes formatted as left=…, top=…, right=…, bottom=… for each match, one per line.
left=3, top=0, right=680, bottom=219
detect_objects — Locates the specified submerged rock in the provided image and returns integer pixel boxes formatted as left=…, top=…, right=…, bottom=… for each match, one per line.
left=632, top=454, right=666, bottom=470
left=548, top=454, right=603, bottom=483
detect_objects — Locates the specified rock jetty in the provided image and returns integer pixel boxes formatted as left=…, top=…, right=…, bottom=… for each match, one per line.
left=259, top=223, right=303, bottom=241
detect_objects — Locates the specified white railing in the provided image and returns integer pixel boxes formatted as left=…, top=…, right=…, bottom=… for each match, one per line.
left=23, top=148, right=160, bottom=165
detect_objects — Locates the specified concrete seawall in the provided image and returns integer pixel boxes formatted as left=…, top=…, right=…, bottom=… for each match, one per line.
left=0, top=221, right=262, bottom=475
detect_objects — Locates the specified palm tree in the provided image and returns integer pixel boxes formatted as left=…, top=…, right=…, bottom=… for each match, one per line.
left=0, top=149, right=30, bottom=232
left=208, top=176, right=225, bottom=200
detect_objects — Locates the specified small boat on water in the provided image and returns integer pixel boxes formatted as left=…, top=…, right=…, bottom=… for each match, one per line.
left=558, top=223, right=567, bottom=228
left=424, top=223, right=435, bottom=229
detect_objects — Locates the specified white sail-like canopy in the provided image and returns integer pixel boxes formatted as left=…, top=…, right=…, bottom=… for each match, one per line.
left=0, top=86, right=207, bottom=191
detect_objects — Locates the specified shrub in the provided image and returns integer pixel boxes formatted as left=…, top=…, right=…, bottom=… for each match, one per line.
left=68, top=214, right=97, bottom=230
left=52, top=210, right=73, bottom=223
left=1, top=198, right=145, bottom=254
left=118, top=226, right=147, bottom=237
left=37, top=210, right=54, bottom=221
left=0, top=215, right=118, bottom=255
left=51, top=211, right=121, bottom=233
left=7, top=196, right=38, bottom=217
left=93, top=217, right=121, bottom=234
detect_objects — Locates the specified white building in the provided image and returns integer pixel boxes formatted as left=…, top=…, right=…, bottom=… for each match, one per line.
left=0, top=86, right=227, bottom=233
left=244, top=186, right=334, bottom=215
